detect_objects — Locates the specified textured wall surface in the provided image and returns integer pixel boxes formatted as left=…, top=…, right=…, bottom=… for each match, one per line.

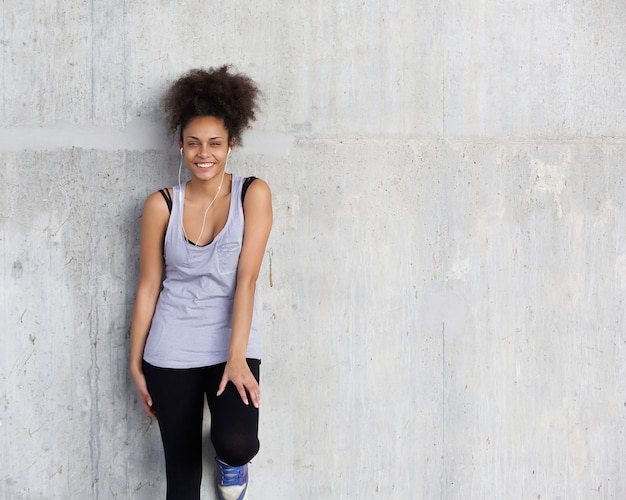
left=1, top=1, right=625, bottom=499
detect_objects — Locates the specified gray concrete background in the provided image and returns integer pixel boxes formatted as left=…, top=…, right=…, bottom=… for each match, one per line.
left=1, top=1, right=625, bottom=499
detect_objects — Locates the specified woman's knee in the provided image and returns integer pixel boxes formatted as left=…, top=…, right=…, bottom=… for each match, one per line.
left=213, top=432, right=259, bottom=466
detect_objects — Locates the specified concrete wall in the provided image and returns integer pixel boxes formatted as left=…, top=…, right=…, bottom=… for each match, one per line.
left=1, top=1, right=625, bottom=498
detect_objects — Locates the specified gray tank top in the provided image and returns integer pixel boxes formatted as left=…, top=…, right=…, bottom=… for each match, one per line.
left=143, top=175, right=261, bottom=368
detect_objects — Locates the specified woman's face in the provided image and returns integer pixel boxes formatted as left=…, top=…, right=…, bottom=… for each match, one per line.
left=180, top=115, right=232, bottom=182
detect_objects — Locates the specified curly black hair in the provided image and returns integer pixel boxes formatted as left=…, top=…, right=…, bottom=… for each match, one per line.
left=162, top=65, right=260, bottom=145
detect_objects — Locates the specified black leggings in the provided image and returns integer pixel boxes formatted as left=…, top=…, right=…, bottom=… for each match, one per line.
left=143, top=359, right=260, bottom=499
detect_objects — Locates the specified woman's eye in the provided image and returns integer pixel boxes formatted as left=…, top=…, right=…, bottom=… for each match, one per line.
left=211, top=143, right=221, bottom=147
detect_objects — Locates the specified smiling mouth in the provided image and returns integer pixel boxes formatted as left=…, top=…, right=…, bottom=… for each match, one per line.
left=196, top=162, right=215, bottom=168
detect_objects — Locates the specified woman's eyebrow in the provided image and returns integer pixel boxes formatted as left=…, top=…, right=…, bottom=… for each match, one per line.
left=184, top=135, right=224, bottom=140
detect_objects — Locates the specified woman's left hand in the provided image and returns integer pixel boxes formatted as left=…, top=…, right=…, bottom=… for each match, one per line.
left=217, top=358, right=260, bottom=408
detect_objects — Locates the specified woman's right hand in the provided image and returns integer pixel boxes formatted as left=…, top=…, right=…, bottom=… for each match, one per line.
left=132, top=367, right=156, bottom=419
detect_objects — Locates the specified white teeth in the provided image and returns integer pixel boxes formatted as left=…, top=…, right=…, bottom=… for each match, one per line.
left=196, top=162, right=215, bottom=168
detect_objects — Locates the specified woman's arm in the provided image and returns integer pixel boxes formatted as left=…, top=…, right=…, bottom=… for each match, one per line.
left=130, top=192, right=169, bottom=418
left=217, top=179, right=273, bottom=408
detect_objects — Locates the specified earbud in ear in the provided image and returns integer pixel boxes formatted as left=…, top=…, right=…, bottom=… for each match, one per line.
left=228, top=148, right=232, bottom=156
left=180, top=147, right=183, bottom=154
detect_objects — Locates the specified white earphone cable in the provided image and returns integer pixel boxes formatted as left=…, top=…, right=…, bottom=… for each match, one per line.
left=178, top=148, right=230, bottom=245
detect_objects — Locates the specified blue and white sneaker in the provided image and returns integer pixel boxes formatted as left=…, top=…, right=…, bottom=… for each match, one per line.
left=215, top=457, right=249, bottom=500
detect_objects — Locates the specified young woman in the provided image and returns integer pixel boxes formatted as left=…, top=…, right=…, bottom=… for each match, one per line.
left=130, top=66, right=272, bottom=500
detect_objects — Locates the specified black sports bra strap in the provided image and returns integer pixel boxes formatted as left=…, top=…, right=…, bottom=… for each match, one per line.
left=159, top=188, right=172, bottom=214
left=241, top=177, right=258, bottom=204
left=160, top=179, right=254, bottom=214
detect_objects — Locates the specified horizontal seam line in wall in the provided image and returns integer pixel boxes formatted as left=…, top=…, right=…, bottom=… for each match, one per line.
left=294, top=136, right=626, bottom=145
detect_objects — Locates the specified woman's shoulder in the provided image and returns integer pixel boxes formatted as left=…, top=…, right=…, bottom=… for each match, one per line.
left=144, top=188, right=174, bottom=217
left=242, top=177, right=270, bottom=200
left=241, top=176, right=269, bottom=190
left=241, top=177, right=271, bottom=220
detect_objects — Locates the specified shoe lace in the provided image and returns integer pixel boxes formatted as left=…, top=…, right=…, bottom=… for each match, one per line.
left=219, top=462, right=247, bottom=487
